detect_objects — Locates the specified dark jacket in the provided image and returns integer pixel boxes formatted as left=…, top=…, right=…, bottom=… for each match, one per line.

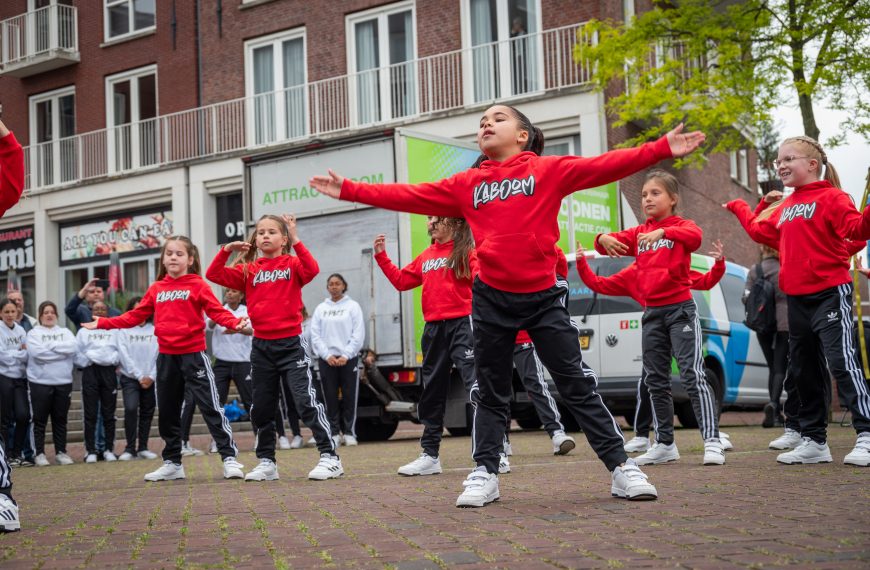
left=65, top=295, right=121, bottom=331
left=746, top=257, right=788, bottom=332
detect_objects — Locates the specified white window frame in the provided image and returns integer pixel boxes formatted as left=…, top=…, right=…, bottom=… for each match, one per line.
left=730, top=149, right=750, bottom=189
left=244, top=27, right=308, bottom=146
left=103, top=0, right=156, bottom=43
left=105, top=64, right=158, bottom=173
left=28, top=85, right=76, bottom=188
left=346, top=0, right=418, bottom=127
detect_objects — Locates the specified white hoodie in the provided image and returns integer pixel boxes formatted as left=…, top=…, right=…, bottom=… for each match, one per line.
left=117, top=323, right=158, bottom=381
left=311, top=295, right=365, bottom=361
left=208, top=304, right=251, bottom=363
left=26, top=325, right=76, bottom=385
left=0, top=321, right=27, bottom=378
left=75, top=328, right=119, bottom=368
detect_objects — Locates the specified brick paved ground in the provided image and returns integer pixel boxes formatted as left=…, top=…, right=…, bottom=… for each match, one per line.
left=1, top=413, right=868, bottom=569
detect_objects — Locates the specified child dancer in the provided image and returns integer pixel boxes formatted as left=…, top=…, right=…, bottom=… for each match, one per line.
left=206, top=214, right=340, bottom=481
left=117, top=296, right=159, bottom=461
left=311, top=104, right=705, bottom=506
left=725, top=136, right=870, bottom=466
left=84, top=236, right=247, bottom=481
left=373, top=216, right=479, bottom=476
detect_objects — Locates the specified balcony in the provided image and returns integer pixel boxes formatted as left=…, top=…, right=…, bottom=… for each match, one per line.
left=23, top=22, right=592, bottom=192
left=0, top=4, right=79, bottom=78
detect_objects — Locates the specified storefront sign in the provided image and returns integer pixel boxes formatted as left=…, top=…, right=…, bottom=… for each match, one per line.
left=0, top=226, right=35, bottom=271
left=61, top=211, right=173, bottom=262
left=216, top=193, right=245, bottom=243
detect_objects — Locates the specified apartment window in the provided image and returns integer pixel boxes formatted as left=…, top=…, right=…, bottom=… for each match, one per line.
left=106, top=66, right=158, bottom=172
left=105, top=0, right=155, bottom=41
left=29, top=86, right=76, bottom=188
left=730, top=149, right=750, bottom=189
left=465, top=0, right=541, bottom=103
left=347, top=1, right=417, bottom=126
left=245, top=28, right=307, bottom=146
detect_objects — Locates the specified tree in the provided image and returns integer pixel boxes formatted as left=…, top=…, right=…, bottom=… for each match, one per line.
left=575, top=0, right=870, bottom=155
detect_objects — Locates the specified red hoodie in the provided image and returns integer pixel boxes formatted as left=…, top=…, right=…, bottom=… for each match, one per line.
left=594, top=215, right=702, bottom=307
left=726, top=180, right=870, bottom=295
left=0, top=132, right=24, bottom=217
left=516, top=246, right=569, bottom=344
left=97, top=273, right=241, bottom=354
left=206, top=243, right=319, bottom=339
left=375, top=240, right=478, bottom=322
left=341, top=137, right=673, bottom=293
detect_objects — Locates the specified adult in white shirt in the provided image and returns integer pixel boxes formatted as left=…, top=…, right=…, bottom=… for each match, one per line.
left=311, top=274, right=365, bottom=446
left=0, top=298, right=28, bottom=465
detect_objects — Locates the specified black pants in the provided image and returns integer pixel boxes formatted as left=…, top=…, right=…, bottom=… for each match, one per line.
left=513, top=343, right=565, bottom=437
left=179, top=384, right=197, bottom=442
left=319, top=358, right=360, bottom=438
left=251, top=336, right=334, bottom=460
left=29, top=382, right=72, bottom=456
left=632, top=370, right=652, bottom=438
left=0, top=376, right=30, bottom=458
left=214, top=360, right=254, bottom=428
left=417, top=317, right=478, bottom=457
left=120, top=376, right=156, bottom=454
left=0, top=427, right=10, bottom=498
left=472, top=279, right=626, bottom=474
left=781, top=371, right=803, bottom=432
left=157, top=352, right=237, bottom=463
left=277, top=377, right=301, bottom=437
left=82, top=365, right=118, bottom=454
left=758, top=330, right=789, bottom=416
left=642, top=300, right=719, bottom=445
left=786, top=284, right=870, bottom=443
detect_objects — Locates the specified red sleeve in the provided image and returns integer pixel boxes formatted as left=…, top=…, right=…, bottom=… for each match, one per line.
left=575, top=255, right=635, bottom=297
left=554, top=247, right=568, bottom=279
left=292, top=241, right=319, bottom=285
left=205, top=248, right=247, bottom=290
left=0, top=133, right=25, bottom=217
left=846, top=239, right=867, bottom=256
left=341, top=173, right=465, bottom=218
left=97, top=287, right=156, bottom=329
left=594, top=227, right=639, bottom=256
left=690, top=259, right=725, bottom=290
left=828, top=191, right=870, bottom=242
left=663, top=220, right=702, bottom=251
left=198, top=281, right=242, bottom=330
left=468, top=249, right=480, bottom=281
left=725, top=200, right=780, bottom=250
left=754, top=199, right=769, bottom=216
left=375, top=250, right=422, bottom=291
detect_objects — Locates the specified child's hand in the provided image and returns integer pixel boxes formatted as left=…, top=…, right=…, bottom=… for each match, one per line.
left=336, top=356, right=348, bottom=366
left=82, top=318, right=99, bottom=330
left=637, top=228, right=665, bottom=249
left=374, top=234, right=386, bottom=255
left=140, top=376, right=154, bottom=389
left=309, top=170, right=345, bottom=199
left=224, top=241, right=251, bottom=253
left=0, top=120, right=8, bottom=138
left=666, top=123, right=706, bottom=157
left=856, top=255, right=870, bottom=277
left=598, top=234, right=628, bottom=257
left=763, top=190, right=783, bottom=204
left=709, top=239, right=725, bottom=260
left=282, top=214, right=300, bottom=245
left=234, top=317, right=249, bottom=331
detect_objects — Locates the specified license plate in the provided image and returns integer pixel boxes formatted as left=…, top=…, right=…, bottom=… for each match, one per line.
left=579, top=335, right=590, bottom=350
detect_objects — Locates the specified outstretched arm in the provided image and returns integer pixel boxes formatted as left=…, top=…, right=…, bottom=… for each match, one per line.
left=374, top=235, right=423, bottom=291
left=0, top=121, right=25, bottom=217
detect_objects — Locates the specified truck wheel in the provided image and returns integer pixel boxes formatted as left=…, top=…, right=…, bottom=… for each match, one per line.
left=355, top=418, right=399, bottom=442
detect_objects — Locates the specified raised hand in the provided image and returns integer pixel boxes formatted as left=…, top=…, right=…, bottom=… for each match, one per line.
left=856, top=255, right=870, bottom=277
left=282, top=213, right=300, bottom=245
left=309, top=169, right=345, bottom=199
left=709, top=239, right=725, bottom=260
left=666, top=123, right=706, bottom=158
left=598, top=234, right=628, bottom=258
left=223, top=241, right=251, bottom=253
left=374, top=234, right=386, bottom=255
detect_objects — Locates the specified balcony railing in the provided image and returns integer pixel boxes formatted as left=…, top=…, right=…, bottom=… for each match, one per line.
left=0, top=4, right=79, bottom=78
left=23, top=22, right=593, bottom=192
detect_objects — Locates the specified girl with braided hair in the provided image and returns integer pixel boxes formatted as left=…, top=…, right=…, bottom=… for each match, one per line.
left=725, top=135, right=870, bottom=467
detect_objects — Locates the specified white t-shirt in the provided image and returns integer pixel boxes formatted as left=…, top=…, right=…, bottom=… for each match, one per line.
left=209, top=304, right=252, bottom=363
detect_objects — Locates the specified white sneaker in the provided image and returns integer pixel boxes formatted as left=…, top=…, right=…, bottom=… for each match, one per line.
left=720, top=432, right=734, bottom=451
left=145, top=461, right=185, bottom=482
left=343, top=435, right=358, bottom=446
left=181, top=442, right=204, bottom=457
left=843, top=432, right=870, bottom=467
left=703, top=440, right=726, bottom=465
left=137, top=450, right=158, bottom=460
left=552, top=431, right=576, bottom=455
left=624, top=436, right=651, bottom=453
left=398, top=453, right=442, bottom=476
left=222, top=457, right=245, bottom=479
left=331, top=435, right=341, bottom=449
left=503, top=442, right=513, bottom=456
left=85, top=454, right=97, bottom=464
left=634, top=442, right=680, bottom=465
left=498, top=453, right=511, bottom=474
left=307, top=436, right=317, bottom=447
left=278, top=436, right=292, bottom=450
left=54, top=452, right=74, bottom=466
left=103, top=451, right=118, bottom=462
left=769, top=429, right=802, bottom=450
left=289, top=435, right=304, bottom=449
left=456, top=467, right=499, bottom=508
left=35, top=454, right=49, bottom=467
left=245, top=459, right=279, bottom=481
left=209, top=441, right=218, bottom=454
left=611, top=459, right=658, bottom=500
left=308, top=454, right=344, bottom=480
left=777, top=438, right=832, bottom=464
left=0, top=494, right=20, bottom=533
left=118, top=452, right=134, bottom=461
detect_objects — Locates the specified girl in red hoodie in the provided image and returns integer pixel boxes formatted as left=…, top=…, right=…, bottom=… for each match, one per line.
left=84, top=236, right=247, bottom=482
left=725, top=136, right=870, bottom=467
left=311, top=104, right=705, bottom=507
left=596, top=170, right=724, bottom=467
left=375, top=216, right=478, bottom=477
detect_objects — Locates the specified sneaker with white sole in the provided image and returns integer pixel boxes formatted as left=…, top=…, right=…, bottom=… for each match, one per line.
left=503, top=442, right=513, bottom=457
left=34, top=454, right=50, bottom=467
left=245, top=459, right=279, bottom=481
left=777, top=438, right=832, bottom=464
left=624, top=436, right=651, bottom=453
left=222, top=457, right=245, bottom=479
left=209, top=441, right=218, bottom=454
left=181, top=442, right=204, bottom=457
left=343, top=435, right=358, bottom=446
left=278, top=436, right=292, bottom=450
left=145, top=461, right=185, bottom=481
left=611, top=459, right=658, bottom=500
left=289, top=435, right=304, bottom=449
left=552, top=431, right=576, bottom=455
left=769, top=429, right=802, bottom=450
left=0, top=494, right=20, bottom=533
left=137, top=450, right=158, bottom=460
left=398, top=453, right=442, bottom=476
left=634, top=442, right=680, bottom=465
left=85, top=453, right=97, bottom=464
left=307, top=436, right=317, bottom=447
left=498, top=453, right=511, bottom=474
left=703, top=440, right=725, bottom=465
left=103, top=451, right=118, bottom=462
left=308, top=454, right=344, bottom=480
left=456, top=467, right=499, bottom=508
left=720, top=432, right=733, bottom=451
left=843, top=432, right=870, bottom=467
left=55, top=452, right=74, bottom=466
left=118, top=452, right=134, bottom=461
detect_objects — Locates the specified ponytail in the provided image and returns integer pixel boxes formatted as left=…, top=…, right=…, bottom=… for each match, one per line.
left=442, top=218, right=475, bottom=281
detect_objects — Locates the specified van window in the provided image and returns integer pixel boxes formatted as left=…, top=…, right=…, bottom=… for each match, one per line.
left=568, top=257, right=643, bottom=315
left=719, top=273, right=747, bottom=323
